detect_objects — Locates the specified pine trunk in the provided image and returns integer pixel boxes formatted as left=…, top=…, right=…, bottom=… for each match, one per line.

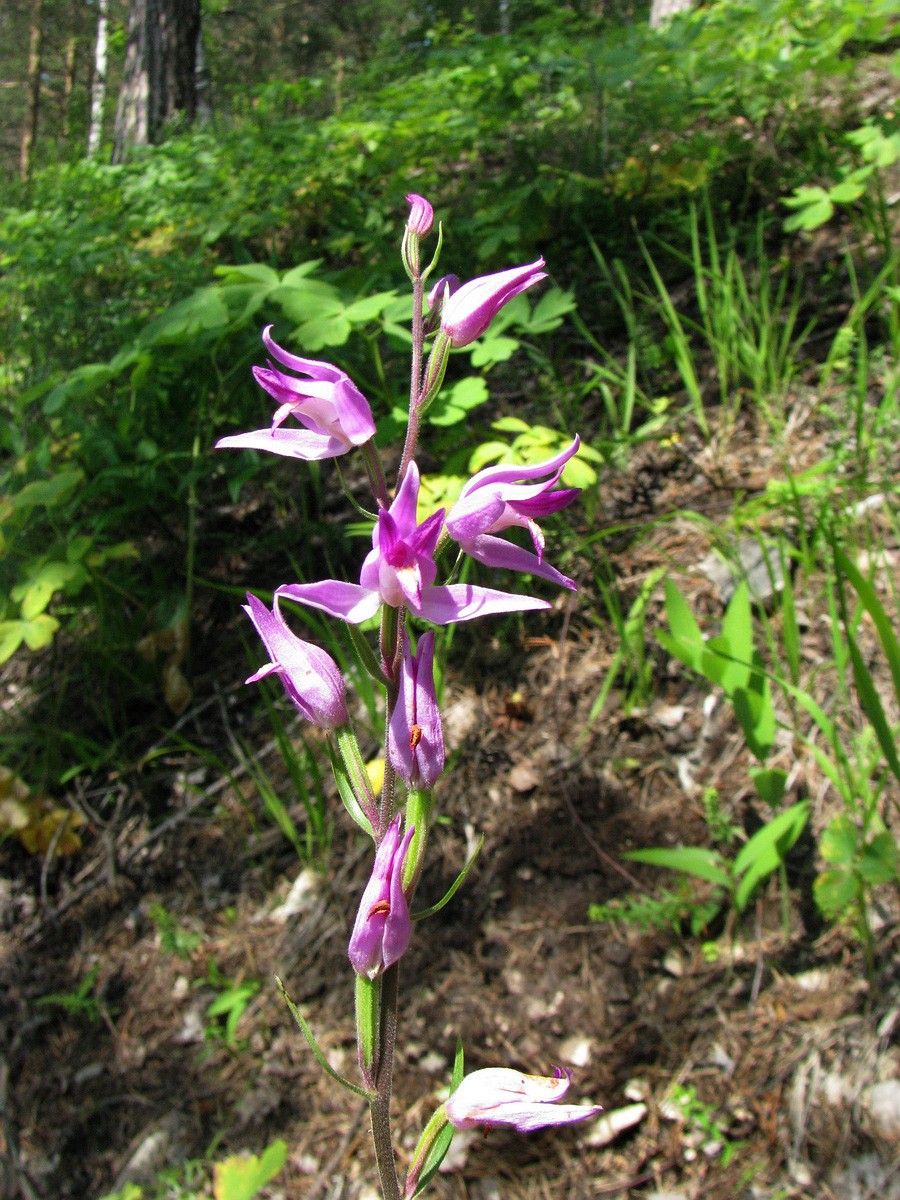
left=112, top=0, right=201, bottom=162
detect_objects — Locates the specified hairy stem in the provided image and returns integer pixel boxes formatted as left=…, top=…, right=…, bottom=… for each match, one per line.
left=369, top=963, right=402, bottom=1200
left=398, top=274, right=425, bottom=484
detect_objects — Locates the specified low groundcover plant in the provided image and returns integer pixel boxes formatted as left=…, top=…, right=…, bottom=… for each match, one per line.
left=216, top=194, right=599, bottom=1198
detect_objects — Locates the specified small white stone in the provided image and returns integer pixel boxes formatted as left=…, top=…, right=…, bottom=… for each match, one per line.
left=663, top=948, right=685, bottom=978
left=269, top=868, right=322, bottom=923
left=419, top=1051, right=446, bottom=1074
left=585, top=1103, right=647, bottom=1147
left=864, top=1080, right=900, bottom=1140
left=559, top=1036, right=592, bottom=1067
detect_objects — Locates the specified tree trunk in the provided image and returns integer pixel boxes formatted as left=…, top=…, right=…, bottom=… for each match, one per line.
left=62, top=34, right=78, bottom=142
left=19, top=0, right=44, bottom=183
left=112, top=0, right=201, bottom=162
left=649, top=0, right=693, bottom=28
left=87, top=0, right=109, bottom=159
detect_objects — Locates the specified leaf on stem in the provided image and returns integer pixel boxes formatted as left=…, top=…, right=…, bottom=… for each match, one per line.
left=412, top=835, right=485, bottom=920
left=275, top=976, right=374, bottom=1099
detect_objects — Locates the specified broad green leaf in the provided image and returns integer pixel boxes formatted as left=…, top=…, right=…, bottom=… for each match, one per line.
left=469, top=335, right=520, bottom=366
left=624, top=845, right=731, bottom=888
left=273, top=280, right=343, bottom=323
left=468, top=441, right=511, bottom=472
left=814, top=866, right=860, bottom=920
left=559, top=455, right=597, bottom=489
left=213, top=1140, right=287, bottom=1200
left=749, top=766, right=787, bottom=809
left=819, top=814, right=858, bottom=865
left=522, top=287, right=577, bottom=333
left=663, top=580, right=705, bottom=661
left=43, top=364, right=114, bottom=413
left=731, top=677, right=775, bottom=762
left=279, top=260, right=324, bottom=286
left=858, top=832, right=899, bottom=884
left=0, top=621, right=26, bottom=662
left=718, top=582, right=753, bottom=693
left=294, top=313, right=352, bottom=350
left=13, top=470, right=83, bottom=511
left=783, top=186, right=834, bottom=231
left=492, top=416, right=531, bottom=434
left=214, top=262, right=281, bottom=287
left=140, top=288, right=230, bottom=344
left=427, top=376, right=489, bottom=426
left=343, top=290, right=397, bottom=323
left=21, top=613, right=60, bottom=650
left=14, top=562, right=87, bottom=619
left=828, top=177, right=865, bottom=203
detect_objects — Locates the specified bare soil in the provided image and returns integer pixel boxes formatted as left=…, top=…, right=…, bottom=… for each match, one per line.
left=2, top=410, right=900, bottom=1200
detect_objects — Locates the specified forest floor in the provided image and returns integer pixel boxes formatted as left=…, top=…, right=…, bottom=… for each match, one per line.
left=2, top=402, right=900, bottom=1200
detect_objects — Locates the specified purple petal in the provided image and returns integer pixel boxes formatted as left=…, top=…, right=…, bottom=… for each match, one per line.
left=276, top=581, right=381, bottom=624
left=390, top=461, right=421, bottom=535
left=333, top=378, right=378, bottom=445
left=460, top=535, right=576, bottom=590
left=262, top=325, right=344, bottom=382
left=408, top=507, right=446, bottom=561
left=492, top=1102, right=602, bottom=1132
left=459, top=437, right=580, bottom=498
left=215, top=427, right=347, bottom=460
left=382, top=823, right=415, bottom=970
left=509, top=488, right=580, bottom=519
left=242, top=593, right=348, bottom=727
left=416, top=584, right=550, bottom=625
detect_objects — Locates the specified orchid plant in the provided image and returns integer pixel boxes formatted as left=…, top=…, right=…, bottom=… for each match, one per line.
left=216, top=195, right=599, bottom=1197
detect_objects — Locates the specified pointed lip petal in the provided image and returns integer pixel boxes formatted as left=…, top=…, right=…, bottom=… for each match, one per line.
left=416, top=584, right=550, bottom=625
left=409, top=507, right=446, bottom=560
left=509, top=488, right=580, bottom=519
left=459, top=535, right=576, bottom=590
left=276, top=581, right=382, bottom=624
left=215, top=427, right=348, bottom=460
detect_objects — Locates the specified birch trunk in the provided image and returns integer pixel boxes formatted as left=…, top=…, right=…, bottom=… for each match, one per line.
left=87, top=0, right=109, bottom=159
left=649, top=0, right=693, bottom=28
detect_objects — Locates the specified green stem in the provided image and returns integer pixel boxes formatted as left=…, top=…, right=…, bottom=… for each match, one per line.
left=369, top=963, right=402, bottom=1200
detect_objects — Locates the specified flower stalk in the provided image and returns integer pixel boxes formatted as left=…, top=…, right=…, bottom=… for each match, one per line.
left=217, top=191, right=592, bottom=1200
